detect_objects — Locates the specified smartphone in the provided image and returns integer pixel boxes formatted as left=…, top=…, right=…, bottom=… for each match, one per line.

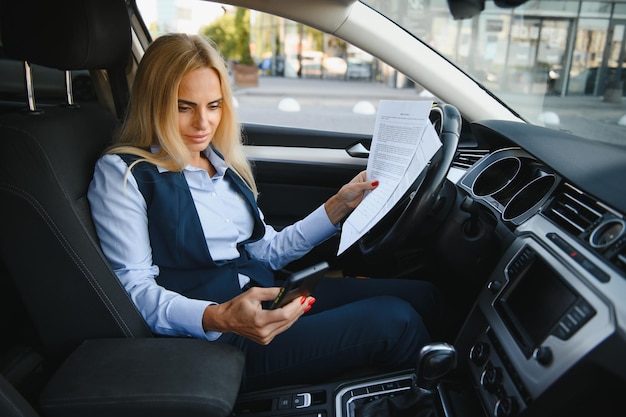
left=269, top=261, right=329, bottom=309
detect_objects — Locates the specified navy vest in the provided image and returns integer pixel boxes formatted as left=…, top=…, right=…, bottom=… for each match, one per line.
left=119, top=153, right=274, bottom=303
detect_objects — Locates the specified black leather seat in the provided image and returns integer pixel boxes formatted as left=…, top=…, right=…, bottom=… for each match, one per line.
left=0, top=1, right=244, bottom=416
left=0, top=0, right=149, bottom=361
left=0, top=373, right=39, bottom=417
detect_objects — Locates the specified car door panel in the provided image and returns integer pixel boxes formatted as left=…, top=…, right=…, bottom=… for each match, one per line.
left=242, top=124, right=369, bottom=270
left=243, top=123, right=369, bottom=228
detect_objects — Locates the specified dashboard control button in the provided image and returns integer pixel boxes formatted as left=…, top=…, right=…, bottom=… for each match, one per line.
left=487, top=280, right=503, bottom=294
left=294, top=393, right=312, bottom=408
left=480, top=365, right=502, bottom=393
left=552, top=323, right=569, bottom=340
left=470, top=342, right=490, bottom=366
left=552, top=300, right=596, bottom=340
left=367, top=384, right=384, bottom=393
left=278, top=395, right=292, bottom=409
left=495, top=396, right=519, bottom=417
left=382, top=381, right=399, bottom=390
left=533, top=346, right=553, bottom=366
left=546, top=233, right=610, bottom=282
left=575, top=300, right=595, bottom=318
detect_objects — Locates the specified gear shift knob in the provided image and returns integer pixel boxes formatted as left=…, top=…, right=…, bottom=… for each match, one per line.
left=416, top=342, right=457, bottom=392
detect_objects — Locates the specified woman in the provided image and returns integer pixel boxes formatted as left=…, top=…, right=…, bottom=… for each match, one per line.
left=88, top=33, right=444, bottom=391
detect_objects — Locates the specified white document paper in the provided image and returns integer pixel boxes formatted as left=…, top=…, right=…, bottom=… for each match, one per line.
left=337, top=100, right=441, bottom=255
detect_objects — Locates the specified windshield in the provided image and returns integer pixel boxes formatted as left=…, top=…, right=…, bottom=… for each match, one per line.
left=362, top=0, right=626, bottom=146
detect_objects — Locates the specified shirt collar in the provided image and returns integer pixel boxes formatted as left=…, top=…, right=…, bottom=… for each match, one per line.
left=150, top=145, right=228, bottom=177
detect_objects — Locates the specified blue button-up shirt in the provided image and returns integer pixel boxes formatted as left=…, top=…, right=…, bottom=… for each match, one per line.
left=88, top=147, right=338, bottom=340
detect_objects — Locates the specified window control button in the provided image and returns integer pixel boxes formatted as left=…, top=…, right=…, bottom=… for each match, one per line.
left=277, top=395, right=291, bottom=409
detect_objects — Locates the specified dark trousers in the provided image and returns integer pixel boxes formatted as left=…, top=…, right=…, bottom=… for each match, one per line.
left=220, top=277, right=444, bottom=392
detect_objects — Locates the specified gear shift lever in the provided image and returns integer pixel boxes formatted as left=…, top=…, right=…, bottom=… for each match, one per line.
left=416, top=342, right=457, bottom=393
left=348, top=343, right=457, bottom=416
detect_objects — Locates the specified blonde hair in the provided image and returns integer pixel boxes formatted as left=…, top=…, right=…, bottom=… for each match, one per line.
left=107, top=33, right=257, bottom=195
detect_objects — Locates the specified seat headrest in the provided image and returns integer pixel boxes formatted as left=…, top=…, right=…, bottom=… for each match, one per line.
left=1, top=0, right=131, bottom=70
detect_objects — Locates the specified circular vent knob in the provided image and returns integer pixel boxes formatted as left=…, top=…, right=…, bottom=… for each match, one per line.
left=589, top=218, right=625, bottom=249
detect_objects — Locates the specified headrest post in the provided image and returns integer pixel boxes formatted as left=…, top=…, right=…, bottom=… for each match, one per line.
left=24, top=61, right=37, bottom=112
left=64, top=71, right=76, bottom=107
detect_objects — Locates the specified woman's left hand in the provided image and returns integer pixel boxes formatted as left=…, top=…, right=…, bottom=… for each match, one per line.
left=324, top=170, right=378, bottom=224
left=201, top=287, right=315, bottom=345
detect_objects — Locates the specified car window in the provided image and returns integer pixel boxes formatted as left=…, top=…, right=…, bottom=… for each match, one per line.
left=135, top=0, right=426, bottom=135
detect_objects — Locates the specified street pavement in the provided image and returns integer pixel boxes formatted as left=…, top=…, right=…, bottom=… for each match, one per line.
left=233, top=76, right=626, bottom=146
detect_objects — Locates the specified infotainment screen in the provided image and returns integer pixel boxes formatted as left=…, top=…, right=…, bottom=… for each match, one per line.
left=496, top=254, right=578, bottom=357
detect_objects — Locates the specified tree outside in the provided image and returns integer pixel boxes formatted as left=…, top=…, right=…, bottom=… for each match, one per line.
left=202, top=7, right=253, bottom=65
left=202, top=7, right=257, bottom=87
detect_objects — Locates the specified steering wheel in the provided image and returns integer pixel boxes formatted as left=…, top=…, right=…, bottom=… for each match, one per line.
left=358, top=103, right=462, bottom=256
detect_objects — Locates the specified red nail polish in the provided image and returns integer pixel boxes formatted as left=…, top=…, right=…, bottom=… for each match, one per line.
left=300, top=296, right=307, bottom=305
left=308, top=297, right=316, bottom=306
left=371, top=180, right=379, bottom=187
left=304, top=305, right=312, bottom=313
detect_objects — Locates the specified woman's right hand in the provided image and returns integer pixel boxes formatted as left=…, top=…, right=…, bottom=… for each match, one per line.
left=202, top=287, right=315, bottom=345
left=324, top=170, right=379, bottom=225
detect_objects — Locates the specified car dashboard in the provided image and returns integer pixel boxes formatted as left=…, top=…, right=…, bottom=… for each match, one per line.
left=231, top=118, right=626, bottom=417
left=448, top=119, right=626, bottom=417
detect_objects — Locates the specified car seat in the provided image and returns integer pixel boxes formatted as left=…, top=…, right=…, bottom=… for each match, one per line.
left=0, top=0, right=244, bottom=416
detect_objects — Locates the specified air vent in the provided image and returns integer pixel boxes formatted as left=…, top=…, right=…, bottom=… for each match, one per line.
left=544, top=183, right=605, bottom=238
left=545, top=183, right=626, bottom=280
left=453, top=149, right=489, bottom=169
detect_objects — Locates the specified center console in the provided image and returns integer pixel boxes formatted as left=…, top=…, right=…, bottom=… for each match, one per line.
left=234, top=343, right=456, bottom=417
left=234, top=371, right=419, bottom=417
left=234, top=216, right=621, bottom=417
left=454, top=220, right=615, bottom=417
